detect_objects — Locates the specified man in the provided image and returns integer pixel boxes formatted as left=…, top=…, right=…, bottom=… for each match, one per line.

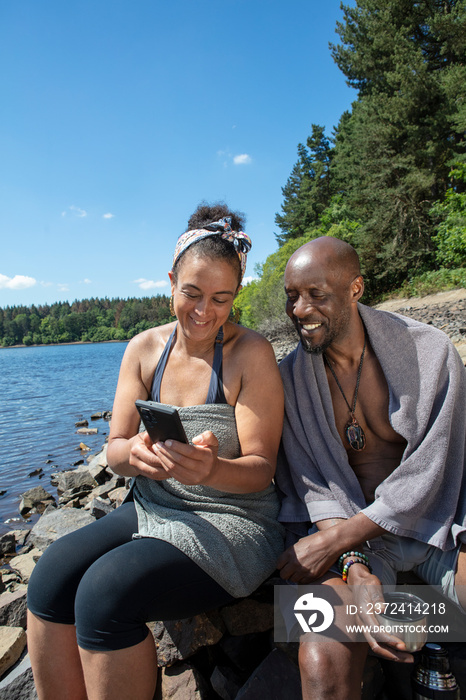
left=276, top=236, right=466, bottom=700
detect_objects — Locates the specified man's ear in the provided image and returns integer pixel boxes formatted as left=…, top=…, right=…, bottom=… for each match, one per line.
left=351, top=275, right=364, bottom=302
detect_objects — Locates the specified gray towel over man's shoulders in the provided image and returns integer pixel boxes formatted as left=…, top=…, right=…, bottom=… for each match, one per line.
left=276, top=303, right=466, bottom=550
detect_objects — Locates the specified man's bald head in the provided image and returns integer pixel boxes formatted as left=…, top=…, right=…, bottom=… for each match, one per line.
left=284, top=236, right=364, bottom=354
left=286, top=237, right=361, bottom=287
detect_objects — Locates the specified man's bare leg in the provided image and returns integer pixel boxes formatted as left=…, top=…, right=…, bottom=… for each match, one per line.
left=297, top=574, right=369, bottom=700
left=299, top=637, right=368, bottom=700
left=454, top=543, right=466, bottom=609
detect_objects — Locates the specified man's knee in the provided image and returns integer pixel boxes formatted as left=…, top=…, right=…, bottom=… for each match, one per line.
left=298, top=641, right=342, bottom=686
left=298, top=639, right=366, bottom=699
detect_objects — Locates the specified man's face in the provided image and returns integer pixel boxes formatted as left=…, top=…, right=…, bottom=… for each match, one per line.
left=284, top=254, right=353, bottom=354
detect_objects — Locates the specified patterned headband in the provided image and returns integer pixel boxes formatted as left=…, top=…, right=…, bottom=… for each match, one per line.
left=172, top=217, right=252, bottom=281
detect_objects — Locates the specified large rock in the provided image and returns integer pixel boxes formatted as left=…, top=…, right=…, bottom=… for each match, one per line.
left=0, top=653, right=38, bottom=699
left=88, top=475, right=124, bottom=500
left=87, top=444, right=108, bottom=470
left=148, top=612, right=225, bottom=667
left=107, top=486, right=129, bottom=506
left=0, top=587, right=28, bottom=628
left=8, top=550, right=42, bottom=584
left=235, top=648, right=302, bottom=699
left=28, top=507, right=96, bottom=551
left=0, top=626, right=27, bottom=678
left=210, top=664, right=243, bottom=700
left=83, top=445, right=111, bottom=485
left=85, top=497, right=114, bottom=519
left=19, top=487, right=56, bottom=517
left=219, top=598, right=274, bottom=636
left=157, top=663, right=207, bottom=700
left=0, top=533, right=16, bottom=558
left=55, top=470, right=98, bottom=494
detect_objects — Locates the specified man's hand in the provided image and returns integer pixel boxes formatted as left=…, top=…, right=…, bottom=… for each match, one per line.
left=277, top=531, right=339, bottom=583
left=349, top=569, right=414, bottom=663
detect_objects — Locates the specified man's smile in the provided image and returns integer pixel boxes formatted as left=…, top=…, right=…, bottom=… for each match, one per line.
left=301, top=322, right=322, bottom=331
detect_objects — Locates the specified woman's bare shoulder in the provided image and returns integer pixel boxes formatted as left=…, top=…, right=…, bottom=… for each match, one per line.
left=225, top=323, right=277, bottom=362
left=124, top=322, right=176, bottom=362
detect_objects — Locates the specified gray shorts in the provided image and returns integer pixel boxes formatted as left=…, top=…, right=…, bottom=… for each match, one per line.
left=364, top=533, right=462, bottom=610
left=319, top=529, right=463, bottom=611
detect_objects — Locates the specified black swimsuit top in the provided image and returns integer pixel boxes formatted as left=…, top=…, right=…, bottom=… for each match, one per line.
left=151, top=324, right=228, bottom=405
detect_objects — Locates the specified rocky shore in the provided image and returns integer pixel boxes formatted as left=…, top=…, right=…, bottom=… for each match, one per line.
left=1, top=291, right=465, bottom=699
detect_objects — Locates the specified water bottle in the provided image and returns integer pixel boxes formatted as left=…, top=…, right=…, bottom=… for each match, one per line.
left=412, top=643, right=460, bottom=699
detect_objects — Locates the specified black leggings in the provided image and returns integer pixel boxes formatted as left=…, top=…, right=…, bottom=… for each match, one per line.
left=27, top=502, right=235, bottom=651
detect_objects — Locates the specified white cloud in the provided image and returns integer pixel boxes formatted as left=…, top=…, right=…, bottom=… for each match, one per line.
left=233, top=154, right=252, bottom=165
left=81, top=278, right=92, bottom=284
left=0, top=273, right=36, bottom=290
left=40, top=281, right=53, bottom=288
left=64, top=205, right=87, bottom=218
left=241, top=275, right=258, bottom=286
left=102, top=213, right=115, bottom=219
left=133, top=278, right=169, bottom=291
left=58, top=284, right=70, bottom=292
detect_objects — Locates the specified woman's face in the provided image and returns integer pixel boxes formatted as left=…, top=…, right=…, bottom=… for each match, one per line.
left=169, top=252, right=238, bottom=341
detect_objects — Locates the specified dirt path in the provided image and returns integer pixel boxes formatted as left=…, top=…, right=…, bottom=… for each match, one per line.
left=375, top=288, right=466, bottom=311
left=375, top=288, right=466, bottom=363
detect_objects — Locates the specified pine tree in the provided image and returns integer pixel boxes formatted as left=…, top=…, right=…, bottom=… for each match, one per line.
left=275, top=125, right=334, bottom=245
left=328, top=0, right=466, bottom=292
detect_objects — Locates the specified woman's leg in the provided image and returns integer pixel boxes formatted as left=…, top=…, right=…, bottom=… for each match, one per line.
left=27, top=503, right=138, bottom=700
left=73, top=537, right=235, bottom=700
left=79, top=634, right=157, bottom=700
left=27, top=616, right=88, bottom=700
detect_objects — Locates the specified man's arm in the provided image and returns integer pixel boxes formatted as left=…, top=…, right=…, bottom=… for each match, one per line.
left=277, top=512, right=386, bottom=583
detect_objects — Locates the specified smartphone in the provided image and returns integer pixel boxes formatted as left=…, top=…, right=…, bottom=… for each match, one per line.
left=135, top=400, right=188, bottom=444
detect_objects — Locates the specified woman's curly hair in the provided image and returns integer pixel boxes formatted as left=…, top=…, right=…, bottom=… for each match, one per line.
left=187, top=201, right=246, bottom=232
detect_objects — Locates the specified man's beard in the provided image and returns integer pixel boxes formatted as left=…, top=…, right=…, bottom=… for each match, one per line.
left=301, top=337, right=329, bottom=355
left=292, top=319, right=333, bottom=355
left=292, top=310, right=350, bottom=355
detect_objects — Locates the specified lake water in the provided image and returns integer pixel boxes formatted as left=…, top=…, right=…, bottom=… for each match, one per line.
left=0, top=342, right=128, bottom=531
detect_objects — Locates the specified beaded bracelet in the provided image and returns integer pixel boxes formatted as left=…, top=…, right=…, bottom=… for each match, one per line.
left=341, top=557, right=372, bottom=582
left=337, top=550, right=369, bottom=573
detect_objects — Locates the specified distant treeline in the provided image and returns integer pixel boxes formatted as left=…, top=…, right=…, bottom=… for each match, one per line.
left=0, top=296, right=173, bottom=347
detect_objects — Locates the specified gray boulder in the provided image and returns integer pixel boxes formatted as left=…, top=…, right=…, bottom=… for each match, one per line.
left=0, top=587, right=28, bottom=628
left=235, top=648, right=302, bottom=699
left=0, top=653, right=38, bottom=699
left=55, top=470, right=98, bottom=494
left=28, top=508, right=96, bottom=551
left=19, top=487, right=55, bottom=517
left=0, top=533, right=16, bottom=557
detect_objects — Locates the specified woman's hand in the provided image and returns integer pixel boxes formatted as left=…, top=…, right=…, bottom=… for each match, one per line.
left=151, top=431, right=220, bottom=486
left=127, top=431, right=172, bottom=481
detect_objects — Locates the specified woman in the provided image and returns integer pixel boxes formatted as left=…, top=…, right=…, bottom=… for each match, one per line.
left=27, top=203, right=285, bottom=700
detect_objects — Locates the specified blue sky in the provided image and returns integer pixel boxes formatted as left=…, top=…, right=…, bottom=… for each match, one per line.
left=0, top=0, right=356, bottom=308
